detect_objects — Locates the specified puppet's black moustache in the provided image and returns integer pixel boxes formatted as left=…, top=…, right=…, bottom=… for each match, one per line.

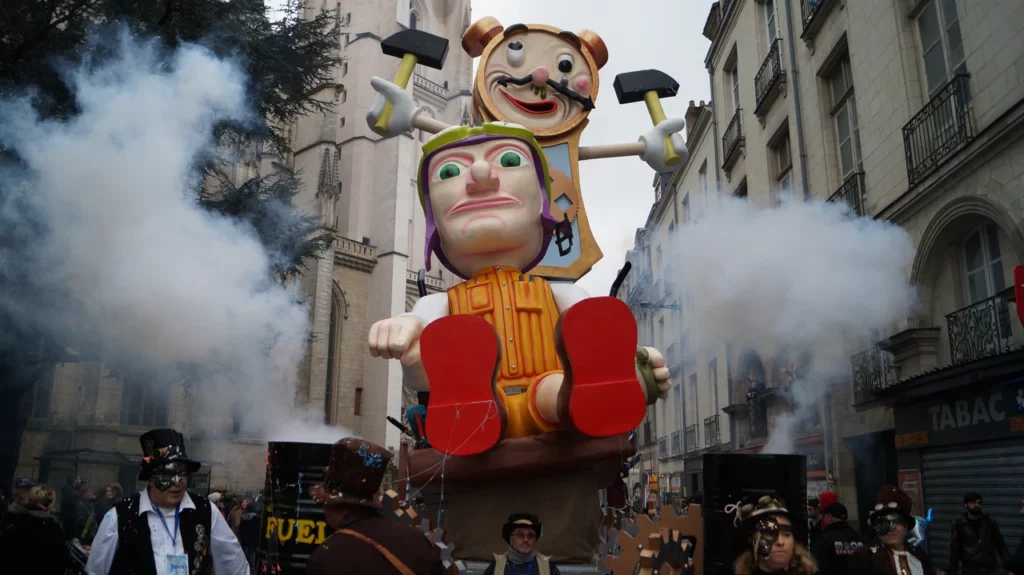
left=496, top=74, right=596, bottom=111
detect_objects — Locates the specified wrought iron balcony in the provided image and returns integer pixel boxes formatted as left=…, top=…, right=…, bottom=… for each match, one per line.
left=722, top=108, right=744, bottom=170
left=827, top=172, right=865, bottom=217
left=946, top=293, right=1013, bottom=365
left=627, top=268, right=651, bottom=306
left=903, top=74, right=973, bottom=187
left=851, top=346, right=897, bottom=404
left=684, top=424, right=698, bottom=453
left=670, top=430, right=682, bottom=456
left=658, top=436, right=669, bottom=460
left=704, top=415, right=721, bottom=447
left=754, top=39, right=784, bottom=116
left=800, top=0, right=837, bottom=40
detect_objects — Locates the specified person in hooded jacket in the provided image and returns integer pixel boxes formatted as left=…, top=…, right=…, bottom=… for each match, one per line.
left=0, top=485, right=72, bottom=575
left=811, top=503, right=867, bottom=575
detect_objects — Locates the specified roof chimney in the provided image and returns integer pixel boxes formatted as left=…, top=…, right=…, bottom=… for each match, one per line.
left=685, top=100, right=702, bottom=141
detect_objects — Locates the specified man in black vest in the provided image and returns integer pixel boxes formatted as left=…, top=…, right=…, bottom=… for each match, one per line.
left=85, top=428, right=249, bottom=575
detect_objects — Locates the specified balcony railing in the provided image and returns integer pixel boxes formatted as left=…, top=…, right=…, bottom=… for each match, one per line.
left=754, top=39, right=784, bottom=116
left=851, top=346, right=897, bottom=404
left=627, top=268, right=651, bottom=306
left=704, top=415, right=721, bottom=447
left=659, top=437, right=669, bottom=460
left=671, top=430, right=682, bottom=456
left=827, top=172, right=865, bottom=217
left=903, top=74, right=973, bottom=187
left=946, top=293, right=1013, bottom=365
left=800, top=0, right=837, bottom=39
left=722, top=108, right=744, bottom=170
left=413, top=74, right=448, bottom=99
left=684, top=424, right=698, bottom=453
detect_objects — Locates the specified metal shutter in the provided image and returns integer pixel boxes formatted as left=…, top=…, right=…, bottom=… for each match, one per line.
left=922, top=439, right=1024, bottom=570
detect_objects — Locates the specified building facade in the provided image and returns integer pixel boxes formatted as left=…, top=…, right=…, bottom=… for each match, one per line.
left=14, top=0, right=474, bottom=493
left=624, top=0, right=1024, bottom=541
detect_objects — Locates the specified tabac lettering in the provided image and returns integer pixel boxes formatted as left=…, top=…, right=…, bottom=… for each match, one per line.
left=264, top=517, right=330, bottom=545
left=928, top=393, right=1004, bottom=431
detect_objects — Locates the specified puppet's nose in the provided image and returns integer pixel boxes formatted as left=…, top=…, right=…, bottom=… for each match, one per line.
left=531, top=67, right=549, bottom=87
left=469, top=161, right=495, bottom=186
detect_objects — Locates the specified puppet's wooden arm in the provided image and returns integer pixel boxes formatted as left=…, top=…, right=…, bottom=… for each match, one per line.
left=578, top=141, right=646, bottom=161
left=413, top=114, right=452, bottom=135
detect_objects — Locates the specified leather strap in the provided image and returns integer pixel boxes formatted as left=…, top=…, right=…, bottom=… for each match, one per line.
left=336, top=529, right=416, bottom=575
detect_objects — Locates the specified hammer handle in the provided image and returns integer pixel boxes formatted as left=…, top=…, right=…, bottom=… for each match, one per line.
left=374, top=53, right=419, bottom=134
left=643, top=91, right=680, bottom=166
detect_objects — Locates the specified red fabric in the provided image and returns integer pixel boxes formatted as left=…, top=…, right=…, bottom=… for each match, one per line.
left=818, top=491, right=838, bottom=509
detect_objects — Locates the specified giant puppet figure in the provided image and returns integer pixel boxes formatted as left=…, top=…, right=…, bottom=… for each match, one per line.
left=368, top=122, right=670, bottom=457
left=366, top=18, right=687, bottom=280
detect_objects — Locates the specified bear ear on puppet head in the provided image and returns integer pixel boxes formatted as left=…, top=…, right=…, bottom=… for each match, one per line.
left=462, top=18, right=609, bottom=71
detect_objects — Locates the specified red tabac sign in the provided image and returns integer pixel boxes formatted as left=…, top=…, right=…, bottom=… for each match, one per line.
left=1015, top=266, right=1024, bottom=328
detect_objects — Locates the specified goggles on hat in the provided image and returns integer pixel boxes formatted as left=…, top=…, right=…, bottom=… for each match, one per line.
left=870, top=512, right=908, bottom=535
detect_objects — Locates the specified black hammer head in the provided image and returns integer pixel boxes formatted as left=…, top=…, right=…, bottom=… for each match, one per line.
left=381, top=29, right=450, bottom=70
left=613, top=70, right=680, bottom=105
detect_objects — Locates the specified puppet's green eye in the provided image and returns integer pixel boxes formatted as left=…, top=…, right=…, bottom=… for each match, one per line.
left=438, top=163, right=461, bottom=180
left=499, top=151, right=524, bottom=168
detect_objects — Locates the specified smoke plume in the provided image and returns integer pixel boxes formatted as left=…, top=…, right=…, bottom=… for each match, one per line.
left=670, top=196, right=917, bottom=453
left=0, top=30, right=347, bottom=444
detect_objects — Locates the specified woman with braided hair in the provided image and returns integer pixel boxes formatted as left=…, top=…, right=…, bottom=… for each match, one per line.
left=727, top=493, right=818, bottom=575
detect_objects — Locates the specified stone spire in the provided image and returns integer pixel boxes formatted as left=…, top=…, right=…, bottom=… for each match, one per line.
left=316, top=147, right=340, bottom=230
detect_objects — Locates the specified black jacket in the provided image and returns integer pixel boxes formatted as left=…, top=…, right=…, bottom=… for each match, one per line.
left=0, top=502, right=71, bottom=575
left=1005, top=530, right=1024, bottom=573
left=811, top=520, right=868, bottom=575
left=949, top=512, right=1009, bottom=571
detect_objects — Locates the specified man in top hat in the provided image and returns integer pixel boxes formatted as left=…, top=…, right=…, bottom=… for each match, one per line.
left=86, top=428, right=249, bottom=575
left=482, top=513, right=560, bottom=575
left=811, top=501, right=868, bottom=575
left=307, top=438, right=445, bottom=575
left=729, top=493, right=817, bottom=575
left=848, top=485, right=937, bottom=575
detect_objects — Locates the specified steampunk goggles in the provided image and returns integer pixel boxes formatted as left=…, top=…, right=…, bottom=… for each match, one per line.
left=150, top=462, right=190, bottom=492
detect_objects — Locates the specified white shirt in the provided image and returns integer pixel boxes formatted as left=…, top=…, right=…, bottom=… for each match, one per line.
left=85, top=489, right=249, bottom=575
left=890, top=550, right=924, bottom=575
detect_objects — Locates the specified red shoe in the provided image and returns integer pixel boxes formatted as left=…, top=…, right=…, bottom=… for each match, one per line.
left=556, top=297, right=646, bottom=437
left=420, top=315, right=505, bottom=456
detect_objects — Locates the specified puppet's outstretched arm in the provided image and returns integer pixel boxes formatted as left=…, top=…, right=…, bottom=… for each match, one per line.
left=579, top=118, right=688, bottom=173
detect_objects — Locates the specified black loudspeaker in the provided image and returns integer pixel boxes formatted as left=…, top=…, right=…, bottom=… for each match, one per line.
left=702, top=453, right=808, bottom=575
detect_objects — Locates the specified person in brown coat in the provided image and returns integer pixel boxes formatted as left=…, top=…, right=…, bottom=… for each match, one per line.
left=306, top=438, right=445, bottom=575
left=847, top=485, right=937, bottom=575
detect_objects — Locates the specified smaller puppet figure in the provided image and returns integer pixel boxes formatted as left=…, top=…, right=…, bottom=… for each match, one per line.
left=367, top=122, right=670, bottom=456
left=727, top=494, right=818, bottom=575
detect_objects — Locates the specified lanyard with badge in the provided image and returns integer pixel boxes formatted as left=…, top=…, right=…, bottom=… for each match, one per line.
left=156, top=504, right=188, bottom=575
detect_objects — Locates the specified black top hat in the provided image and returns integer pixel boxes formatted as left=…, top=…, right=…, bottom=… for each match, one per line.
left=138, top=428, right=201, bottom=480
left=728, top=493, right=793, bottom=534
left=869, top=485, right=915, bottom=525
left=502, top=513, right=543, bottom=544
left=310, top=438, right=392, bottom=509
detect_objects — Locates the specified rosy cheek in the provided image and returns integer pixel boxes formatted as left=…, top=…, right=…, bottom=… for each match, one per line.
left=574, top=77, right=591, bottom=95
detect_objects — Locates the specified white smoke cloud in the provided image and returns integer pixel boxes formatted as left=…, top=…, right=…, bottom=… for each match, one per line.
left=670, top=196, right=917, bottom=453
left=0, top=31, right=350, bottom=445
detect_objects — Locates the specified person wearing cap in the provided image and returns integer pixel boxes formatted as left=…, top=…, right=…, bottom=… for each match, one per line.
left=949, top=491, right=1009, bottom=575
left=808, top=497, right=823, bottom=547
left=810, top=501, right=867, bottom=575
left=847, top=485, right=937, bottom=575
left=11, top=477, right=35, bottom=503
left=85, top=428, right=248, bottom=575
left=482, top=513, right=561, bottom=575
left=307, top=438, right=445, bottom=575
left=728, top=493, right=818, bottom=575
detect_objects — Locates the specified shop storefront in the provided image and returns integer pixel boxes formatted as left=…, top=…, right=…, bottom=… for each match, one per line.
left=893, top=379, right=1024, bottom=567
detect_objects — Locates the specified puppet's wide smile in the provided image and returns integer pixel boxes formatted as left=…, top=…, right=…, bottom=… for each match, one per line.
left=500, top=89, right=558, bottom=115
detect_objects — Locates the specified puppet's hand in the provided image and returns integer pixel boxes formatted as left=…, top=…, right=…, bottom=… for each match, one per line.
left=366, top=77, right=419, bottom=138
left=636, top=346, right=671, bottom=403
left=639, top=118, right=688, bottom=173
left=368, top=316, right=423, bottom=360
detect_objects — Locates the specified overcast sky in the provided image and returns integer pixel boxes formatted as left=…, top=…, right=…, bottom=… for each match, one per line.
left=267, top=0, right=713, bottom=294
left=469, top=0, right=712, bottom=294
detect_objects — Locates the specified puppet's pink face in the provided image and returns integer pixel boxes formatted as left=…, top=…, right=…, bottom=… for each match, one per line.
left=428, top=138, right=545, bottom=276
left=482, top=30, right=594, bottom=132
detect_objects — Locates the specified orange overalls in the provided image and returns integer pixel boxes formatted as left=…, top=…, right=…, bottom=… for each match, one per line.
left=446, top=265, right=564, bottom=438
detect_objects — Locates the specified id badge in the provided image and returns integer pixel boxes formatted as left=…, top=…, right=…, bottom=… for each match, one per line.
left=166, top=553, right=189, bottom=575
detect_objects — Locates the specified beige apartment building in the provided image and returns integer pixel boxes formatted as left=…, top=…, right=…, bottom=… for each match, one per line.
left=14, top=0, right=473, bottom=493
left=625, top=0, right=1024, bottom=550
